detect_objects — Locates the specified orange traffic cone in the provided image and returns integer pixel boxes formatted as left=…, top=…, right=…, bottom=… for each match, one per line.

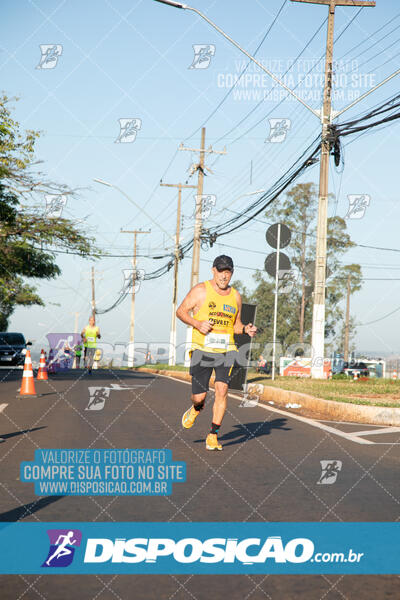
left=37, top=349, right=48, bottom=381
left=17, top=350, right=37, bottom=397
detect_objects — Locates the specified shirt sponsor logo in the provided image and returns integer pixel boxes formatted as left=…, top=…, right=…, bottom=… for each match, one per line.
left=209, top=311, right=234, bottom=319
left=209, top=318, right=230, bottom=327
left=223, top=304, right=236, bottom=314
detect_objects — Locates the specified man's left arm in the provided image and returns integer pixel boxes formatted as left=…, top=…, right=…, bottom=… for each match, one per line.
left=233, top=291, right=257, bottom=337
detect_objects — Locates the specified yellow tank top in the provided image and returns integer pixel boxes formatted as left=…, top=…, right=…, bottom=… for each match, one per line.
left=191, top=280, right=238, bottom=354
left=84, top=326, right=99, bottom=348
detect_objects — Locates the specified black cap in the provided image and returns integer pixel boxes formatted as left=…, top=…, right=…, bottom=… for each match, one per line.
left=212, top=255, right=234, bottom=272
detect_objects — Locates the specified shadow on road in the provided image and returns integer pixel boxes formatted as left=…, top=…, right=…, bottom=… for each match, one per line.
left=194, top=419, right=290, bottom=447
left=0, top=495, right=64, bottom=521
left=0, top=426, right=47, bottom=440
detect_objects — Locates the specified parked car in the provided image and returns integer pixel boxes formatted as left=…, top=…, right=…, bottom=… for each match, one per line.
left=341, top=361, right=369, bottom=378
left=0, top=332, right=31, bottom=366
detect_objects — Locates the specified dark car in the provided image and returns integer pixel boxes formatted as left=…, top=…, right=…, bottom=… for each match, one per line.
left=341, top=361, right=369, bottom=378
left=0, top=332, right=31, bottom=366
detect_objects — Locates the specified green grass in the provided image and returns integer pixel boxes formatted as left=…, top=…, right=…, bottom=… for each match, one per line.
left=134, top=365, right=400, bottom=407
left=246, top=372, right=400, bottom=407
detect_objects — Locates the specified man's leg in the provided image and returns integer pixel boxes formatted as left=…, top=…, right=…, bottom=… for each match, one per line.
left=205, top=381, right=227, bottom=451
left=212, top=381, right=228, bottom=425
left=206, top=352, right=236, bottom=450
left=86, top=348, right=95, bottom=373
left=182, top=351, right=212, bottom=429
left=191, top=392, right=207, bottom=410
left=182, top=391, right=207, bottom=429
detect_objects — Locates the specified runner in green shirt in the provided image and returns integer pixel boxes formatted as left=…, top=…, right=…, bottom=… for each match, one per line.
left=81, top=316, right=101, bottom=374
left=74, top=341, right=83, bottom=368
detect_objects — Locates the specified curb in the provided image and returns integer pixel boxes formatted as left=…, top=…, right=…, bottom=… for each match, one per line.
left=258, top=385, right=400, bottom=426
left=135, top=367, right=400, bottom=426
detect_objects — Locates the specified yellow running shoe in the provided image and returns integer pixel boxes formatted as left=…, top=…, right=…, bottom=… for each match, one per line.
left=206, top=433, right=222, bottom=451
left=182, top=406, right=199, bottom=429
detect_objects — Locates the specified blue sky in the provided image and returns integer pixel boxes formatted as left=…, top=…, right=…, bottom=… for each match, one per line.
left=1, top=0, right=400, bottom=356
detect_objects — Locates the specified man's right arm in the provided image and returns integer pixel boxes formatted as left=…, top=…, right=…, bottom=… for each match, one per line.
left=176, top=284, right=212, bottom=335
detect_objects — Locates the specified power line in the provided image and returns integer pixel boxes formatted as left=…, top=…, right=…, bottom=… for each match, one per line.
left=213, top=16, right=328, bottom=147
left=339, top=12, right=400, bottom=60
left=348, top=21, right=400, bottom=64
left=213, top=5, right=364, bottom=150
left=348, top=36, right=400, bottom=73
left=185, top=0, right=288, bottom=140
left=359, top=304, right=400, bottom=326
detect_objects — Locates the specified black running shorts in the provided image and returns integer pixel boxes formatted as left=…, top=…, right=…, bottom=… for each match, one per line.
left=190, top=349, right=237, bottom=395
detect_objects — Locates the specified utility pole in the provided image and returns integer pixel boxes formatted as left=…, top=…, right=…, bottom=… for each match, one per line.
left=291, top=0, right=375, bottom=378
left=120, top=229, right=151, bottom=368
left=179, top=127, right=226, bottom=365
left=72, top=312, right=80, bottom=369
left=91, top=267, right=96, bottom=320
left=179, top=127, right=226, bottom=287
left=160, top=182, right=196, bottom=366
left=344, top=273, right=351, bottom=362
left=73, top=312, right=80, bottom=335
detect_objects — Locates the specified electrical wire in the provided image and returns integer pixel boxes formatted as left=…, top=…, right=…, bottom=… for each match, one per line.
left=185, top=0, right=288, bottom=141
left=358, top=304, right=400, bottom=326
left=339, top=12, right=400, bottom=60
left=213, top=5, right=364, bottom=150
left=213, top=16, right=328, bottom=147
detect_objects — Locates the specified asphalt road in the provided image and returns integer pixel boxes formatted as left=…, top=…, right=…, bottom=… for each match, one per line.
left=0, top=368, right=399, bottom=599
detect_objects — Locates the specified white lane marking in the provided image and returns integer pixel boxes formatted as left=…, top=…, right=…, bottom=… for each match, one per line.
left=227, top=392, right=375, bottom=445
left=317, top=420, right=379, bottom=426
left=154, top=373, right=375, bottom=445
left=350, top=426, right=400, bottom=436
left=0, top=404, right=8, bottom=413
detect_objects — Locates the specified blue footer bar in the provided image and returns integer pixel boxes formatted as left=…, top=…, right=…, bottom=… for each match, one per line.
left=0, top=522, right=398, bottom=574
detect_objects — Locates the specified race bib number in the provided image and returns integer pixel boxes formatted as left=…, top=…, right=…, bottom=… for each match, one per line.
left=87, top=336, right=95, bottom=342
left=204, top=333, right=230, bottom=350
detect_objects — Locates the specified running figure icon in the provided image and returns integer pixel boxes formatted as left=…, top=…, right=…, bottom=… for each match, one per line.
left=45, top=531, right=77, bottom=566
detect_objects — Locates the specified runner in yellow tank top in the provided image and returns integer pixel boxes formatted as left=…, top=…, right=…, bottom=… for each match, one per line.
left=177, top=255, right=257, bottom=451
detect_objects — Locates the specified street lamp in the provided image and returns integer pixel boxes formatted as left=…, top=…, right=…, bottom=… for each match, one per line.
left=154, top=0, right=318, bottom=117
left=93, top=178, right=174, bottom=243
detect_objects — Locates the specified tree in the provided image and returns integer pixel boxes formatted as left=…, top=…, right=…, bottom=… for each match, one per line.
left=328, top=263, right=362, bottom=359
left=266, top=182, right=317, bottom=342
left=258, top=182, right=362, bottom=353
left=0, top=95, right=99, bottom=329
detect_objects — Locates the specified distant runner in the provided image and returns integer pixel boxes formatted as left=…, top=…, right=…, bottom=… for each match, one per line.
left=74, top=340, right=83, bottom=368
left=81, top=316, right=101, bottom=375
left=177, top=255, right=257, bottom=450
